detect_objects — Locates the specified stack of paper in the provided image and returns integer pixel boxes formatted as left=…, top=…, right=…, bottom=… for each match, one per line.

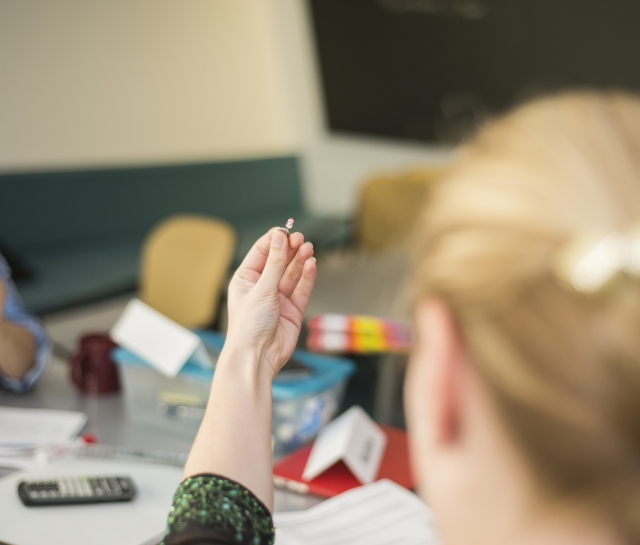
left=274, top=479, right=439, bottom=545
left=0, top=407, right=87, bottom=467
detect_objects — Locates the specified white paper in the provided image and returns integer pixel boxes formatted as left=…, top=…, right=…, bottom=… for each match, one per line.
left=111, top=298, right=211, bottom=378
left=275, top=479, right=439, bottom=545
left=303, top=406, right=387, bottom=484
left=0, top=407, right=87, bottom=448
left=302, top=407, right=353, bottom=481
left=343, top=410, right=387, bottom=485
left=0, top=453, right=40, bottom=469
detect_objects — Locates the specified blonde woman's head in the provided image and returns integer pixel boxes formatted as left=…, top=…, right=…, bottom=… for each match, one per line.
left=406, top=92, right=640, bottom=545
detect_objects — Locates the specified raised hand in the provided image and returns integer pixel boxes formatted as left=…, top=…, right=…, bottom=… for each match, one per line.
left=183, top=227, right=317, bottom=509
left=225, top=227, right=316, bottom=381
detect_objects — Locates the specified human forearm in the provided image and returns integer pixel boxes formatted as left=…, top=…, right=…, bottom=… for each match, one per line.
left=183, top=347, right=275, bottom=510
left=179, top=228, right=315, bottom=514
left=0, top=319, right=36, bottom=380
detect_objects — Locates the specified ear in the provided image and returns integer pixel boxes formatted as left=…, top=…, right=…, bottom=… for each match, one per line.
left=414, top=298, right=465, bottom=446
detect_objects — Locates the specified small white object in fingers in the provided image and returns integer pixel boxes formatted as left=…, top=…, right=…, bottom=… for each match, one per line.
left=278, top=218, right=295, bottom=237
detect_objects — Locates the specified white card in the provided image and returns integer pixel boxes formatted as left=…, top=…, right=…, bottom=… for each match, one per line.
left=110, top=298, right=212, bottom=378
left=303, top=405, right=387, bottom=485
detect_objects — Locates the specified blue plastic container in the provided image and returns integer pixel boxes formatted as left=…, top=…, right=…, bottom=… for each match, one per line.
left=113, top=330, right=355, bottom=455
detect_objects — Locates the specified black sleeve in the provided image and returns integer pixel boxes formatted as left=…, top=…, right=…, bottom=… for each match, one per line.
left=160, top=474, right=275, bottom=545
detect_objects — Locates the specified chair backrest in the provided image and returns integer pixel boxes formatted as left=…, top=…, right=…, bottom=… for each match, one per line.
left=355, top=167, right=447, bottom=251
left=140, top=215, right=237, bottom=328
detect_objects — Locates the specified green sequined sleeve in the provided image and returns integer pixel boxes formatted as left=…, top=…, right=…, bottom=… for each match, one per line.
left=160, top=474, right=275, bottom=545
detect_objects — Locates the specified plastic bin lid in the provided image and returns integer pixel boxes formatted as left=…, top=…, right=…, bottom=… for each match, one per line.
left=113, top=330, right=356, bottom=401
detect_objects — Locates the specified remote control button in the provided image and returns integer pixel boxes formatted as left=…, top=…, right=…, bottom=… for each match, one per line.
left=98, top=477, right=109, bottom=492
left=107, top=478, right=121, bottom=493
left=80, top=478, right=91, bottom=494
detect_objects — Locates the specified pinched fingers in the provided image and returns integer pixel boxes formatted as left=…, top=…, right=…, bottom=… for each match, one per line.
left=256, top=229, right=291, bottom=292
left=289, top=256, right=317, bottom=315
left=287, top=232, right=305, bottom=261
left=279, top=242, right=314, bottom=297
left=236, top=229, right=275, bottom=280
left=238, top=228, right=304, bottom=277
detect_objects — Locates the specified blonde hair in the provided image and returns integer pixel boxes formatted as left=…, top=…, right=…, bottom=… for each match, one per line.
left=413, top=92, right=640, bottom=542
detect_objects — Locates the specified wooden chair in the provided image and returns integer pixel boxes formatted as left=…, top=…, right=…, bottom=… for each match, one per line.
left=140, top=215, right=237, bottom=328
left=355, top=167, right=447, bottom=251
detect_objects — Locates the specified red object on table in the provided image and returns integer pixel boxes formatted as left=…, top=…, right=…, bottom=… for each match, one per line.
left=70, top=333, right=120, bottom=395
left=273, top=425, right=414, bottom=498
left=81, top=433, right=97, bottom=444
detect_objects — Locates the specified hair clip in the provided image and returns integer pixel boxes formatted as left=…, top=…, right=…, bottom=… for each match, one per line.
left=278, top=218, right=294, bottom=237
left=554, top=224, right=640, bottom=294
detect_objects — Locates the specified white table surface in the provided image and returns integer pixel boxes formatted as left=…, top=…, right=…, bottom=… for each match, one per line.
left=0, top=458, right=182, bottom=545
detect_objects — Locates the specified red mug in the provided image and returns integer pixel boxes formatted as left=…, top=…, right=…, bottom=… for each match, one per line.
left=70, top=334, right=120, bottom=395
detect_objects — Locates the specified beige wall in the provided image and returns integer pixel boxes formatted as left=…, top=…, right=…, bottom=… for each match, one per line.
left=0, top=0, right=448, bottom=215
left=0, top=0, right=295, bottom=172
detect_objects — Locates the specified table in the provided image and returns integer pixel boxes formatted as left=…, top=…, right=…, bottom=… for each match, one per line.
left=0, top=356, right=323, bottom=512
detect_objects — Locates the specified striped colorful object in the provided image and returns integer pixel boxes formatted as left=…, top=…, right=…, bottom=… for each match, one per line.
left=306, top=314, right=412, bottom=354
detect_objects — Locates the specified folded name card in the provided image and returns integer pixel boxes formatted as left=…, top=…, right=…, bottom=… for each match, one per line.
left=111, top=299, right=212, bottom=378
left=303, top=405, right=387, bottom=485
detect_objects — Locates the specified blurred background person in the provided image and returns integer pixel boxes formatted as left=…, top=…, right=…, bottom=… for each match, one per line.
left=160, top=92, right=640, bottom=545
left=0, top=252, right=49, bottom=391
left=408, top=92, right=640, bottom=545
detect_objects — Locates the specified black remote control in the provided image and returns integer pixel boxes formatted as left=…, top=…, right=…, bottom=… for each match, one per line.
left=18, top=475, right=137, bottom=506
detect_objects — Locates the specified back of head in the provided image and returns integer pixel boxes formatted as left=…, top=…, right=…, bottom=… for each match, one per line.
left=413, top=92, right=640, bottom=542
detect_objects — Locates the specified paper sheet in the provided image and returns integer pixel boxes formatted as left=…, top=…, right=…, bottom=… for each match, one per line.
left=0, top=407, right=87, bottom=449
left=274, top=479, right=439, bottom=545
